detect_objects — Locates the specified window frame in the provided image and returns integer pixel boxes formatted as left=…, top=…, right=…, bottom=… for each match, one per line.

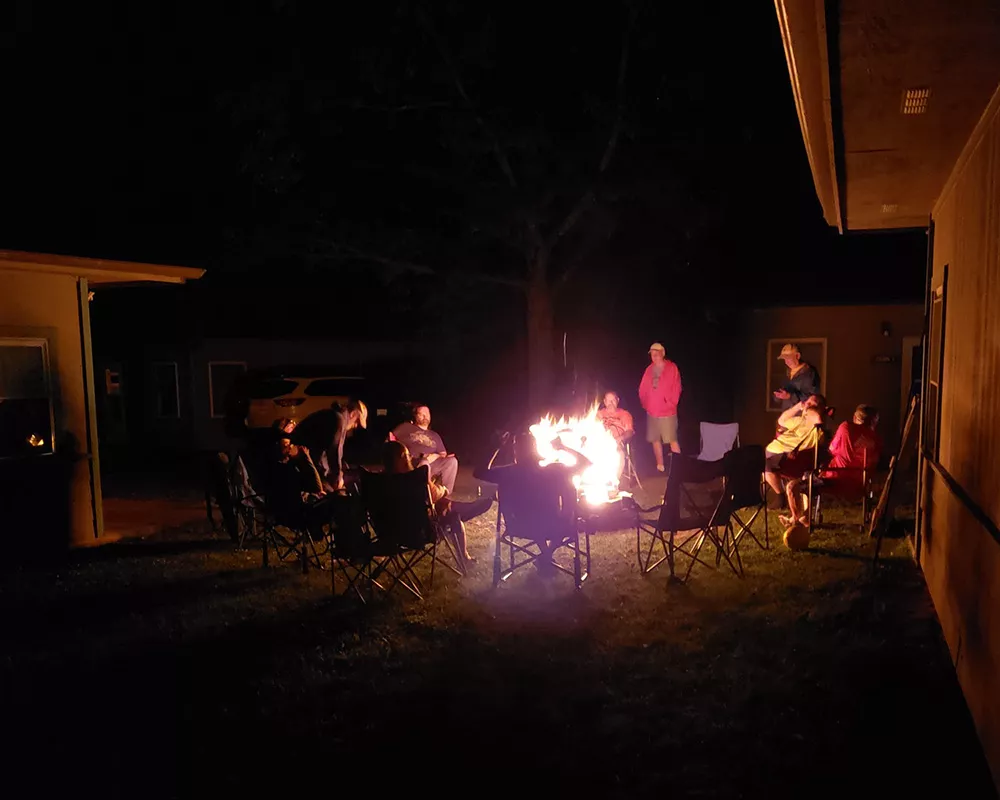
left=765, top=337, right=828, bottom=413
left=0, top=337, right=56, bottom=459
left=208, top=360, right=247, bottom=419
left=151, top=361, right=181, bottom=420
left=923, top=268, right=947, bottom=461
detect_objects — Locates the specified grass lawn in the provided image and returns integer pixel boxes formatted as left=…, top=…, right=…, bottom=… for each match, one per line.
left=2, top=473, right=995, bottom=798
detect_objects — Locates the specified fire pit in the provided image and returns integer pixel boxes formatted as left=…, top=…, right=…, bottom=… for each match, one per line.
left=530, top=403, right=630, bottom=508
left=577, top=491, right=640, bottom=532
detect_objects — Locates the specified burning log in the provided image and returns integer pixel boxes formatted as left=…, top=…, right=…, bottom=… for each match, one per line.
left=529, top=403, right=629, bottom=506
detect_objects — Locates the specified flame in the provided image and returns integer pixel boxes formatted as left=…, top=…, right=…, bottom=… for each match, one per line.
left=529, top=403, right=623, bottom=505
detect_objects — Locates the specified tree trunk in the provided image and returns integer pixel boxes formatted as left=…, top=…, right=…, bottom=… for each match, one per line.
left=527, top=252, right=554, bottom=411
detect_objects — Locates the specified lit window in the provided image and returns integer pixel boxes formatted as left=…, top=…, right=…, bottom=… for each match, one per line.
left=0, top=338, right=55, bottom=458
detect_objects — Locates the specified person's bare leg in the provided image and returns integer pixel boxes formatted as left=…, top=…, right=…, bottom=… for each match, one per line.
left=786, top=480, right=803, bottom=522
left=669, top=441, right=681, bottom=454
left=764, top=471, right=783, bottom=499
left=456, top=520, right=473, bottom=561
left=652, top=440, right=664, bottom=471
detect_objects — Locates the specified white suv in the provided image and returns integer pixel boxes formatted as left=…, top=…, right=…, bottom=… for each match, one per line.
left=228, top=372, right=369, bottom=430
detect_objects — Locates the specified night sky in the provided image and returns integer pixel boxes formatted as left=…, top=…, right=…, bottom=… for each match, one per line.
left=3, top=1, right=926, bottom=367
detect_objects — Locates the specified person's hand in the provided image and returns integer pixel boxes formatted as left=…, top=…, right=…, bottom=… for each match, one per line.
left=774, top=389, right=791, bottom=401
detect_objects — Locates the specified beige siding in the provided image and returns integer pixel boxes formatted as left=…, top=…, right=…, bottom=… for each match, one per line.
left=924, top=83, right=1000, bottom=788
left=0, top=268, right=97, bottom=546
left=735, top=304, right=924, bottom=455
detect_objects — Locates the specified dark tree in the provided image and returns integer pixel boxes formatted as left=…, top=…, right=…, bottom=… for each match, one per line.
left=218, top=1, right=659, bottom=408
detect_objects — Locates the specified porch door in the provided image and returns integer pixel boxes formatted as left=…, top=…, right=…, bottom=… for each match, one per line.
left=901, top=336, right=922, bottom=424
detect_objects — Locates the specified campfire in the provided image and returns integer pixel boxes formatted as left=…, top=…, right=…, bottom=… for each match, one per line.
left=530, top=403, right=628, bottom=506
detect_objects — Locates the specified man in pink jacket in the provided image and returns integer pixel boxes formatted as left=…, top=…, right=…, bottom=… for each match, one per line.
left=638, top=342, right=682, bottom=472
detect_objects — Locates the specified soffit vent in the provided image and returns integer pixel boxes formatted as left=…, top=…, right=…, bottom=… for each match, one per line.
left=901, top=88, right=931, bottom=115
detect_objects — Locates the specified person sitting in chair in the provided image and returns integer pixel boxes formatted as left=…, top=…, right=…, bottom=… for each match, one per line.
left=821, top=404, right=882, bottom=494
left=260, top=418, right=336, bottom=536
left=392, top=404, right=459, bottom=496
left=763, top=394, right=827, bottom=527
left=597, top=390, right=634, bottom=479
left=382, top=440, right=493, bottom=566
left=474, top=432, right=591, bottom=577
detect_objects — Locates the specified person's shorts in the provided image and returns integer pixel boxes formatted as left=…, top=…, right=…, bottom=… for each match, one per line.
left=646, top=414, right=678, bottom=444
left=764, top=451, right=786, bottom=474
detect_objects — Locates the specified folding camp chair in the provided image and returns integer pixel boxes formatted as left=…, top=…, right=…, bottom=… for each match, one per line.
left=229, top=455, right=331, bottom=572
left=205, top=451, right=239, bottom=541
left=809, top=449, right=875, bottom=531
left=636, top=452, right=741, bottom=581
left=717, top=445, right=770, bottom=562
left=697, top=422, right=740, bottom=462
left=360, top=466, right=453, bottom=600
left=328, top=493, right=384, bottom=602
left=492, top=484, right=591, bottom=590
left=622, top=438, right=642, bottom=490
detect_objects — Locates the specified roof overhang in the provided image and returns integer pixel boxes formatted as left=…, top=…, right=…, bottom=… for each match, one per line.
left=775, top=0, right=1000, bottom=232
left=775, top=0, right=843, bottom=231
left=0, top=250, right=205, bottom=286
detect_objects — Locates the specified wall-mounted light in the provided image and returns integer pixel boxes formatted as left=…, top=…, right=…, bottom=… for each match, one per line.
left=881, top=322, right=891, bottom=338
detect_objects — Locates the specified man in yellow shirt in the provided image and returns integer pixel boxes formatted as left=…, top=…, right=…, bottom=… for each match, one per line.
left=764, top=394, right=826, bottom=525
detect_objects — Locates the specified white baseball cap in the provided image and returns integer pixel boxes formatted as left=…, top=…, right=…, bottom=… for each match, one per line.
left=648, top=342, right=665, bottom=354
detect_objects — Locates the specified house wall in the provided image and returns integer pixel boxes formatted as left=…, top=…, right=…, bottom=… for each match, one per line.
left=735, top=304, right=924, bottom=456
left=0, top=269, right=97, bottom=548
left=923, top=84, right=1000, bottom=789
left=143, top=338, right=413, bottom=452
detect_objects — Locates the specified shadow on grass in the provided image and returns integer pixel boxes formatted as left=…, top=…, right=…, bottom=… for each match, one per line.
left=0, top=520, right=994, bottom=800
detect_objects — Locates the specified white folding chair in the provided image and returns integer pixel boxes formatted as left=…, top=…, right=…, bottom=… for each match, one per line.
left=696, top=422, right=740, bottom=462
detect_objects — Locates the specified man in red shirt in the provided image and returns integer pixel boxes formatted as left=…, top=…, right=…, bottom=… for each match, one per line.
left=822, top=404, right=882, bottom=495
left=597, top=390, right=634, bottom=479
left=638, top=342, right=683, bottom=472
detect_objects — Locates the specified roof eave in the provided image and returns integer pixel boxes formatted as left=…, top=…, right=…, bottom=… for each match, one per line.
left=775, top=0, right=845, bottom=233
left=0, top=250, right=205, bottom=285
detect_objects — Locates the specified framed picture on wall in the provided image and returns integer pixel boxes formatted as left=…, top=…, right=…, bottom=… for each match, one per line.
left=766, top=338, right=827, bottom=412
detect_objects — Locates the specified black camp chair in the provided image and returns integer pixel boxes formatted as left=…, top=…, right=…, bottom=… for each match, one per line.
left=720, top=445, right=770, bottom=557
left=637, top=450, right=763, bottom=581
left=492, top=481, right=591, bottom=590
left=360, top=466, right=455, bottom=599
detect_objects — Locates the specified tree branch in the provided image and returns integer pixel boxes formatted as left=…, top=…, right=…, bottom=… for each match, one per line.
left=300, top=238, right=526, bottom=290
left=347, top=100, right=454, bottom=113
left=417, top=8, right=519, bottom=191
left=546, top=3, right=639, bottom=253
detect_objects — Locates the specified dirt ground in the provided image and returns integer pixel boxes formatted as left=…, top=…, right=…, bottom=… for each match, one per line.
left=1, top=472, right=995, bottom=798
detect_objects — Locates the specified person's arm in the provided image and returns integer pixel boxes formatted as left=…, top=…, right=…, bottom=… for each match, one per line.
left=638, top=368, right=650, bottom=410
left=777, top=401, right=805, bottom=429
left=828, top=422, right=849, bottom=461
left=324, top=412, right=349, bottom=491
left=622, top=410, right=634, bottom=437
left=665, top=362, right=682, bottom=410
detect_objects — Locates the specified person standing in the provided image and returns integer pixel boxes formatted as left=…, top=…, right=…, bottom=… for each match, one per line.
left=638, top=342, right=683, bottom=472
left=773, top=343, right=821, bottom=411
left=289, top=399, right=368, bottom=492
